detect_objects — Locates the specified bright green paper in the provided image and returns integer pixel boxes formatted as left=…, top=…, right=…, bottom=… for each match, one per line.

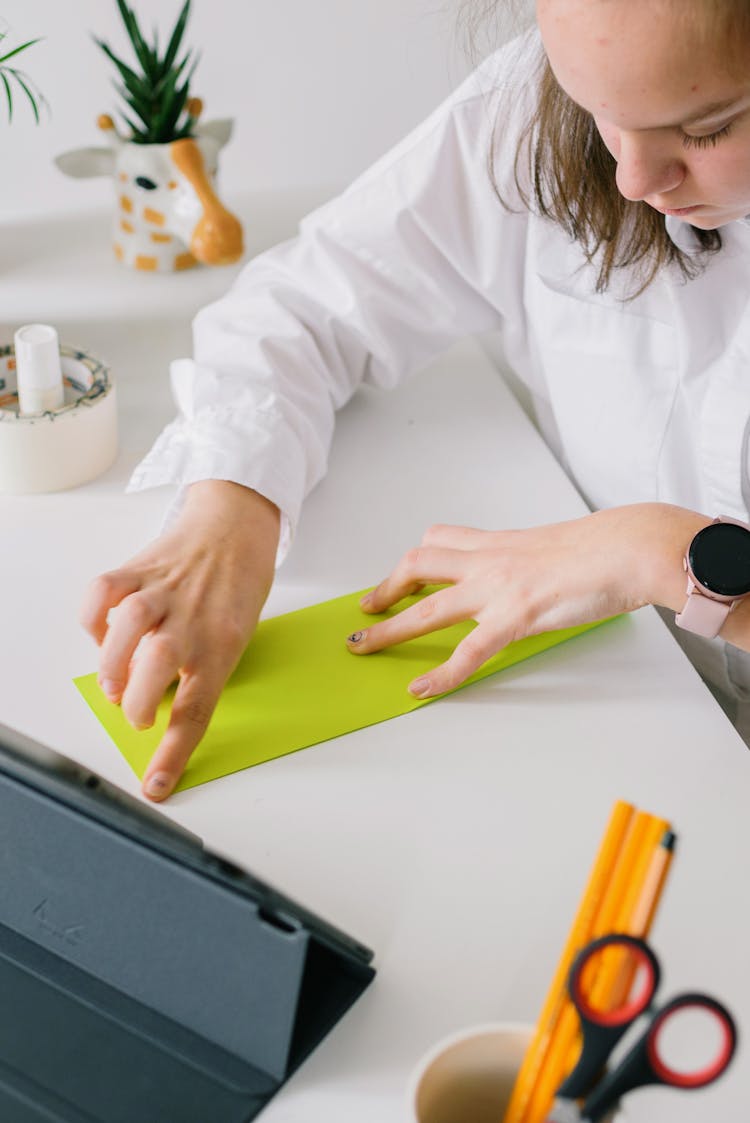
left=74, top=588, right=613, bottom=793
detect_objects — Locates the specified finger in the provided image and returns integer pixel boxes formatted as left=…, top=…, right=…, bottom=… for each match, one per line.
left=120, top=629, right=185, bottom=730
left=360, top=580, right=426, bottom=612
left=361, top=547, right=469, bottom=613
left=80, top=569, right=142, bottom=644
left=421, top=523, right=494, bottom=550
left=346, top=586, right=473, bottom=653
left=97, top=591, right=165, bottom=703
left=141, top=670, right=226, bottom=801
left=407, top=623, right=509, bottom=698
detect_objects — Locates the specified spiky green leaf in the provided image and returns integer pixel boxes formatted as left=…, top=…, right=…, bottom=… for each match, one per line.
left=149, top=68, right=184, bottom=140
left=120, top=75, right=152, bottom=111
left=96, top=39, right=146, bottom=94
left=116, top=82, right=153, bottom=128
left=161, top=87, right=190, bottom=140
left=151, top=49, right=189, bottom=98
left=116, top=0, right=159, bottom=82
left=98, top=0, right=198, bottom=142
left=152, top=27, right=159, bottom=70
left=120, top=109, right=149, bottom=141
left=162, top=0, right=191, bottom=75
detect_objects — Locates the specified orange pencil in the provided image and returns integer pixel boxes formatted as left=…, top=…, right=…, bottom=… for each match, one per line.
left=591, top=811, right=657, bottom=939
left=629, top=829, right=676, bottom=936
left=521, top=810, right=660, bottom=1123
left=603, top=828, right=677, bottom=1009
left=501, top=800, right=634, bottom=1123
left=586, top=815, right=670, bottom=1013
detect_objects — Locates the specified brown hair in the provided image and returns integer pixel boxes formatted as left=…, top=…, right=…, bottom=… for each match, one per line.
left=462, top=1, right=746, bottom=295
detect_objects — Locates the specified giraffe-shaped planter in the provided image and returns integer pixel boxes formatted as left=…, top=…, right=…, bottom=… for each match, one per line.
left=55, top=106, right=243, bottom=272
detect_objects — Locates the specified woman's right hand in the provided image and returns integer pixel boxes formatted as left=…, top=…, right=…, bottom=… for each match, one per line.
left=80, top=479, right=280, bottom=801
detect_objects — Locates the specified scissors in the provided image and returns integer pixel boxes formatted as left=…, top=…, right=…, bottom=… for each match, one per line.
left=544, top=933, right=737, bottom=1123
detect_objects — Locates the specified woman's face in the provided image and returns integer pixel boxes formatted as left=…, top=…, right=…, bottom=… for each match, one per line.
left=537, top=0, right=750, bottom=228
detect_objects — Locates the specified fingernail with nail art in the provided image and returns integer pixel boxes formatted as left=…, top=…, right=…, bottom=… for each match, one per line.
left=145, top=772, right=172, bottom=799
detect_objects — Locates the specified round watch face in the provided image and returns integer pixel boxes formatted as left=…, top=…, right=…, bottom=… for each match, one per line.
left=689, top=522, right=750, bottom=598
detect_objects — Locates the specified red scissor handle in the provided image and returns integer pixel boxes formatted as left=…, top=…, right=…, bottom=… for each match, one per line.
left=646, top=993, right=737, bottom=1088
left=559, top=934, right=660, bottom=1101
left=581, top=990, right=738, bottom=1121
left=569, top=933, right=659, bottom=1027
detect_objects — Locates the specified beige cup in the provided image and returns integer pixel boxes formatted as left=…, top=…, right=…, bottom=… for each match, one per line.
left=407, top=1021, right=532, bottom=1123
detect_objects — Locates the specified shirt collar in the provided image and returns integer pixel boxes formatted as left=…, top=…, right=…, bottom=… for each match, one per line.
left=664, top=212, right=750, bottom=255
left=664, top=213, right=704, bottom=255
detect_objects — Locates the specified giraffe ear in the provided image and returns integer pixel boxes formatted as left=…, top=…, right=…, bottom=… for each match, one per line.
left=54, top=147, right=117, bottom=179
left=197, top=118, right=234, bottom=149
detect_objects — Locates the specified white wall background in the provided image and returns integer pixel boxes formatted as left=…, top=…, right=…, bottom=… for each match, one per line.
left=0, top=0, right=503, bottom=221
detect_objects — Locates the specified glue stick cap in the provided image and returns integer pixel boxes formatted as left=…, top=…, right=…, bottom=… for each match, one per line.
left=14, top=323, right=65, bottom=414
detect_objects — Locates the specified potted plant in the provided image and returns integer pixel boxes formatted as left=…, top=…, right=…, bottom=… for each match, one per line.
left=0, top=24, right=45, bottom=123
left=55, top=0, right=243, bottom=272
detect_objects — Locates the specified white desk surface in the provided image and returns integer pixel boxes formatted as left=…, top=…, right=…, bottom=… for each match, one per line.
left=1, top=203, right=749, bottom=1122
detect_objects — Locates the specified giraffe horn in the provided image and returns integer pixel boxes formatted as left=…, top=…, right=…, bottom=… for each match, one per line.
left=97, top=114, right=126, bottom=147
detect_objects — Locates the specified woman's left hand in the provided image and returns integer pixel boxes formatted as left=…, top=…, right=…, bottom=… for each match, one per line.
left=345, top=504, right=709, bottom=697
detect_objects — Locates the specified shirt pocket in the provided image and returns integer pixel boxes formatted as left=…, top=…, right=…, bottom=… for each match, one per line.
left=527, top=271, right=678, bottom=509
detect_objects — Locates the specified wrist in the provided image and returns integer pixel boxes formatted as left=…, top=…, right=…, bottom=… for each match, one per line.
left=613, top=504, right=711, bottom=612
left=182, top=478, right=279, bottom=522
left=179, top=479, right=281, bottom=553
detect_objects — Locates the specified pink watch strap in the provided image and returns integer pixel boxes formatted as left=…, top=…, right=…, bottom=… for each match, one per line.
left=675, top=583, right=731, bottom=638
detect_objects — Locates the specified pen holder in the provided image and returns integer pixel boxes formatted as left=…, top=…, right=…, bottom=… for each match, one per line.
left=407, top=1022, right=618, bottom=1123
left=0, top=343, right=117, bottom=494
left=407, top=1022, right=532, bottom=1123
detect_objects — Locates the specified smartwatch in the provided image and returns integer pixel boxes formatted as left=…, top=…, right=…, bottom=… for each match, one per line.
left=675, top=516, right=750, bottom=638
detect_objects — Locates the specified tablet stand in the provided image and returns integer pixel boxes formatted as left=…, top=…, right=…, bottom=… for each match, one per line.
left=0, top=742, right=375, bottom=1123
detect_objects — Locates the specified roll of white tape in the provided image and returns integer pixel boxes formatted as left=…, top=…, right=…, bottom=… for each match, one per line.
left=0, top=343, right=117, bottom=494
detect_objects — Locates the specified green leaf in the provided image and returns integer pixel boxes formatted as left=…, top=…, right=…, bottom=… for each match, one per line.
left=152, top=61, right=197, bottom=143
left=96, top=39, right=144, bottom=91
left=0, top=37, right=42, bottom=66
left=152, top=49, right=189, bottom=98
left=119, top=108, right=149, bottom=141
left=8, top=68, right=40, bottom=124
left=0, top=70, right=12, bottom=122
left=98, top=41, right=158, bottom=126
left=116, top=0, right=158, bottom=83
left=120, top=69, right=152, bottom=108
left=167, top=78, right=194, bottom=135
left=117, top=83, right=152, bottom=128
left=97, top=0, right=198, bottom=142
left=150, top=69, right=183, bottom=141
left=162, top=0, right=191, bottom=75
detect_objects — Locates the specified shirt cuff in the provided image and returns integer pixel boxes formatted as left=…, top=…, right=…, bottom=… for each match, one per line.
left=126, top=360, right=304, bottom=565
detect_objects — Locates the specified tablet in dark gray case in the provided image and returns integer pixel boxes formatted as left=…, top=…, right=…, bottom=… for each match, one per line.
left=0, top=722, right=375, bottom=1123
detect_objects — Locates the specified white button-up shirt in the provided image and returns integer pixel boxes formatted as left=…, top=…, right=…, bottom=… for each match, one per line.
left=129, top=32, right=750, bottom=737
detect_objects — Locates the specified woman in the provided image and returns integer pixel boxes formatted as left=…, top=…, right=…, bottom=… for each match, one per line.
left=82, top=0, right=750, bottom=800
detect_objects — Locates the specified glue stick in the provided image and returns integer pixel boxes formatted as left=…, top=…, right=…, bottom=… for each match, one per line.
left=14, top=323, right=65, bottom=414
